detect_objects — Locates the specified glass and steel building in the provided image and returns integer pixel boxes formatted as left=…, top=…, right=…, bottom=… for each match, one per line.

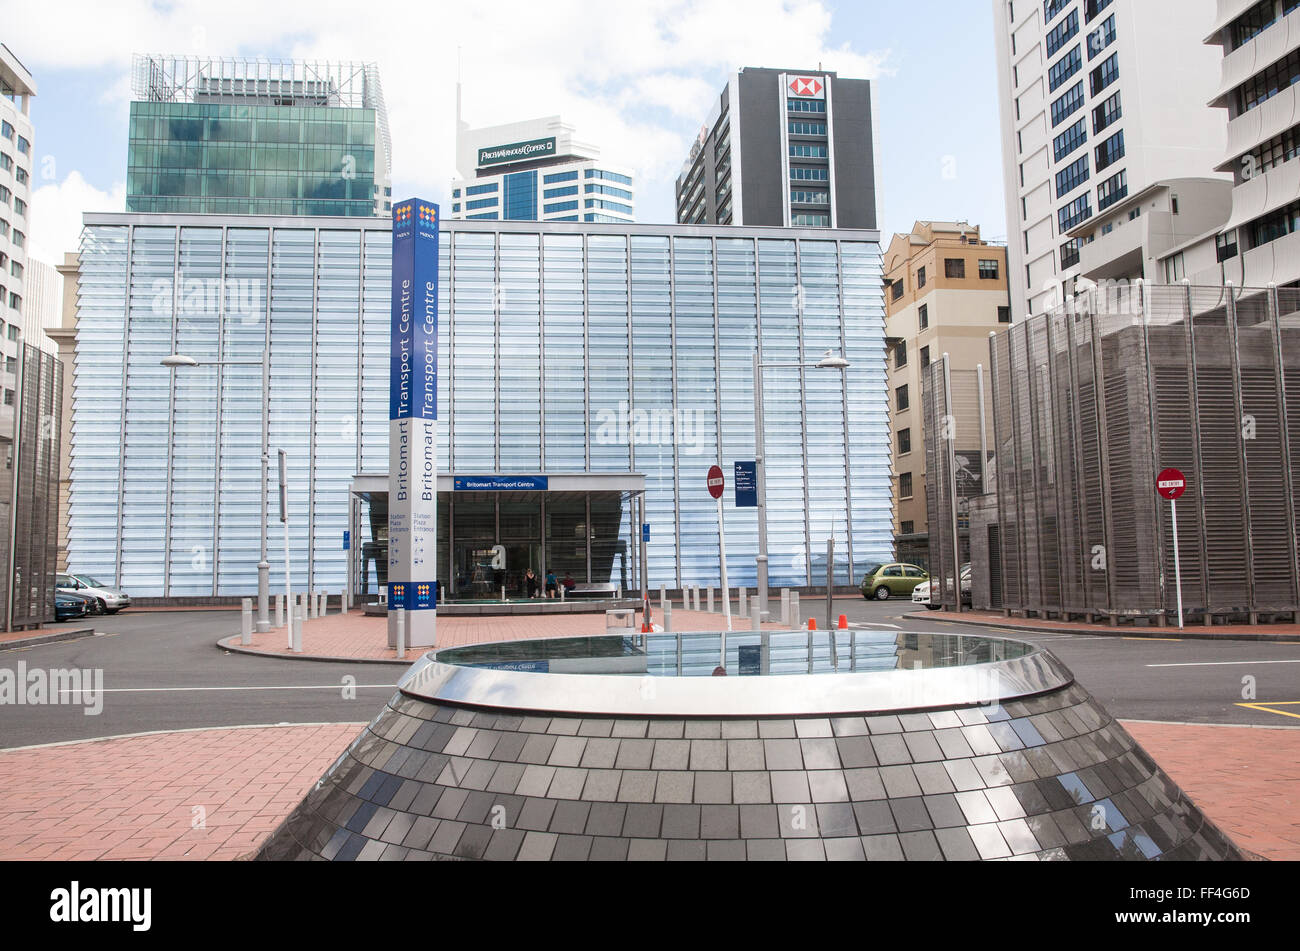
left=70, top=214, right=889, bottom=599
left=127, top=55, right=391, bottom=217
left=450, top=114, right=634, bottom=223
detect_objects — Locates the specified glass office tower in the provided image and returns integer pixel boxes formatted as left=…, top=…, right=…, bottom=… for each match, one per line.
left=70, top=215, right=890, bottom=598
left=126, top=56, right=391, bottom=217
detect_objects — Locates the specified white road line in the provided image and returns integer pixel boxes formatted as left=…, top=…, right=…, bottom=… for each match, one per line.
left=849, top=623, right=902, bottom=631
left=1145, top=659, right=1300, bottom=668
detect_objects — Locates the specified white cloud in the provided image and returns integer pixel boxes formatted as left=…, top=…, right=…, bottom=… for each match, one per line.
left=7, top=0, right=889, bottom=223
left=29, top=171, right=125, bottom=266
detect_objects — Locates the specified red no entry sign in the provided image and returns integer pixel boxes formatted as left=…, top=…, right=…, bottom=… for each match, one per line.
left=707, top=465, right=725, bottom=499
left=1157, top=468, right=1187, bottom=501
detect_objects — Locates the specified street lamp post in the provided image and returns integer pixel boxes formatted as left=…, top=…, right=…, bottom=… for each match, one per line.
left=753, top=348, right=850, bottom=621
left=163, top=350, right=272, bottom=631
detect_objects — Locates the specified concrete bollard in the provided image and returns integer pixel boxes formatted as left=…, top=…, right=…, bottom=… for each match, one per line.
left=316, top=591, right=324, bottom=618
left=751, top=596, right=762, bottom=632
left=738, top=587, right=748, bottom=619
left=781, top=589, right=790, bottom=626
left=695, top=586, right=701, bottom=611
left=706, top=587, right=714, bottom=613
left=274, top=594, right=284, bottom=628
left=307, top=589, right=316, bottom=620
left=659, top=585, right=666, bottom=609
left=663, top=602, right=673, bottom=633
left=395, top=606, right=406, bottom=660
left=291, top=598, right=304, bottom=653
left=791, top=591, right=801, bottom=629
left=240, top=598, right=253, bottom=646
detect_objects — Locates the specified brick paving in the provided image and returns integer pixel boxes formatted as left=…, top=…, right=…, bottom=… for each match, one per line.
left=0, top=724, right=364, bottom=861
left=1, top=718, right=1294, bottom=861
left=218, top=604, right=789, bottom=663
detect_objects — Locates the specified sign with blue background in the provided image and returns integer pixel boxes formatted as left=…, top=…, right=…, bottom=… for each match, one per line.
left=735, top=461, right=758, bottom=508
left=453, top=476, right=549, bottom=492
left=389, top=199, right=440, bottom=646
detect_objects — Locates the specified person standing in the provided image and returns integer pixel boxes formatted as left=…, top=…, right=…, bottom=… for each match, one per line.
left=544, top=570, right=559, bottom=598
left=524, top=568, right=539, bottom=598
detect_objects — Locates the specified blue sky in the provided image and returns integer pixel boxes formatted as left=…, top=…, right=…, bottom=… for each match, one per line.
left=11, top=0, right=1009, bottom=263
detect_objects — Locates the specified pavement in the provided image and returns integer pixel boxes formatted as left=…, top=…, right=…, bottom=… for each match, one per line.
left=923, top=608, right=1300, bottom=642
left=1, top=602, right=1297, bottom=861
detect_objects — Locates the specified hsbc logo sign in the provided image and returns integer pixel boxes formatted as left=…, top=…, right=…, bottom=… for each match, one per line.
left=788, top=76, right=826, bottom=99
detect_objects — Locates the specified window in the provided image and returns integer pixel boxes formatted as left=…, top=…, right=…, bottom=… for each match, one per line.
left=899, top=472, right=914, bottom=499
left=14, top=167, right=26, bottom=185
left=1093, top=91, right=1122, bottom=134
left=0, top=184, right=9, bottom=204
left=15, top=137, right=28, bottom=156
left=788, top=120, right=827, bottom=136
left=1249, top=198, right=1300, bottom=248
left=1090, top=53, right=1119, bottom=96
left=998, top=306, right=1012, bottom=323
left=586, top=183, right=634, bottom=200
left=3, top=356, right=13, bottom=373
left=1049, top=46, right=1083, bottom=93
left=1055, top=154, right=1090, bottom=198
left=1096, top=169, right=1128, bottom=211
left=891, top=279, right=904, bottom=301
left=979, top=259, right=1000, bottom=280
left=1241, top=127, right=1300, bottom=183
left=585, top=198, right=632, bottom=214
left=0, top=120, right=11, bottom=141
left=897, top=385, right=910, bottom=411
left=921, top=346, right=931, bottom=368
left=788, top=98, right=826, bottom=113
left=1230, top=0, right=1278, bottom=51
left=1060, top=238, right=1082, bottom=269
left=545, top=185, right=579, bottom=199
left=1163, top=252, right=1186, bottom=284
left=451, top=203, right=460, bottom=213
left=944, top=258, right=966, bottom=279
left=917, top=266, right=927, bottom=288
left=451, top=188, right=461, bottom=198
left=898, top=429, right=912, bottom=454
left=5, top=324, right=17, bottom=340
left=1217, top=230, right=1239, bottom=262
left=1095, top=129, right=1125, bottom=171
left=1046, top=9, right=1079, bottom=57
left=1087, top=13, right=1116, bottom=59
left=790, top=167, right=828, bottom=181
left=1085, top=0, right=1113, bottom=22
left=1044, top=0, right=1068, bottom=22
left=12, top=198, right=23, bottom=217
left=791, top=213, right=829, bottom=226
left=790, top=189, right=829, bottom=204
left=1054, top=118, right=1088, bottom=162
left=544, top=200, right=579, bottom=214
left=7, top=292, right=19, bottom=311
left=2, top=389, right=12, bottom=406
left=789, top=143, right=828, bottom=158
left=919, top=304, right=929, bottom=330
left=465, top=182, right=498, bottom=196
left=1051, top=82, right=1085, bottom=127
left=895, top=340, right=908, bottom=368
left=901, top=521, right=915, bottom=536
left=1236, top=49, right=1300, bottom=113
left=467, top=212, right=498, bottom=220
left=584, top=213, right=625, bottom=222
left=10, top=229, right=22, bottom=248
left=9, top=261, right=20, bottom=279
left=586, top=169, right=633, bottom=185
left=0, top=153, right=9, bottom=171
left=465, top=197, right=498, bottom=210
left=543, top=170, right=579, bottom=184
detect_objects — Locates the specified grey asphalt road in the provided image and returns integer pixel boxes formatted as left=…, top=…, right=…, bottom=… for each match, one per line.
left=2, top=602, right=1298, bottom=750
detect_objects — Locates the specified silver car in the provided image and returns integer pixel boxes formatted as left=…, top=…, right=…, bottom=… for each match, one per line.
left=56, top=573, right=131, bottom=615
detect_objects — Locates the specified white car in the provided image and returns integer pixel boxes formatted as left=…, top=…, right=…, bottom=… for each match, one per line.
left=56, top=573, right=131, bottom=615
left=911, top=566, right=973, bottom=611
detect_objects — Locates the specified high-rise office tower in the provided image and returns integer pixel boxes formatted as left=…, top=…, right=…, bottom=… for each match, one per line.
left=1, top=44, right=36, bottom=367
left=449, top=114, right=635, bottom=222
left=993, top=0, right=1227, bottom=317
left=675, top=67, right=879, bottom=229
left=126, top=55, right=391, bottom=216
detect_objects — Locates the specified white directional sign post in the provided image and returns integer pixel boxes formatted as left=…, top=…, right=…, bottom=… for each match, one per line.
left=708, top=465, right=733, bottom=645
left=1157, top=468, right=1188, bottom=630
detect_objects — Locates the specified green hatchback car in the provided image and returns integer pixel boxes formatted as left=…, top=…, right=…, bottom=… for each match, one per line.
left=860, top=563, right=929, bottom=601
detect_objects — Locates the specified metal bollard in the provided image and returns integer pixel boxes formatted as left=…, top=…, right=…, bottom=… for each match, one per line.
left=791, top=591, right=801, bottom=629
left=241, top=598, right=253, bottom=646
left=751, top=595, right=762, bottom=632
left=395, top=606, right=406, bottom=660
left=274, top=594, right=284, bottom=628
left=663, top=602, right=673, bottom=633
left=706, top=587, right=714, bottom=613
left=781, top=589, right=790, bottom=626
left=738, top=586, right=748, bottom=619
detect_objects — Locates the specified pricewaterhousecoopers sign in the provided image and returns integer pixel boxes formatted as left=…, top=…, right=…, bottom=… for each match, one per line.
left=478, top=136, right=557, bottom=167
left=388, top=199, right=439, bottom=648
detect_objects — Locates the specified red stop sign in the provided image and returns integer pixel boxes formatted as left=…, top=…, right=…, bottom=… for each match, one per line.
left=1157, top=468, right=1187, bottom=501
left=707, top=465, right=725, bottom=500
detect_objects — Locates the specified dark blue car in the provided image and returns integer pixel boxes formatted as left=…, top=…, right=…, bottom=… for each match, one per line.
left=55, top=590, right=94, bottom=622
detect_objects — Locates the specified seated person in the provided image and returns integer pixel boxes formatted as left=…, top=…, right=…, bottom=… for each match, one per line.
left=562, top=572, right=577, bottom=593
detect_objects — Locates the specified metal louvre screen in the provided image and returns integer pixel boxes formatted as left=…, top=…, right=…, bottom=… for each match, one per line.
left=980, top=284, right=1300, bottom=624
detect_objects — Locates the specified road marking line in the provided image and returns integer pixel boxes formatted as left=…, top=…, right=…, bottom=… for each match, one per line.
left=1146, top=659, right=1300, bottom=668
left=1236, top=702, right=1300, bottom=722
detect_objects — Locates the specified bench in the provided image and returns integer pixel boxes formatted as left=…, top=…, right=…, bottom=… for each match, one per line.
left=568, top=583, right=621, bottom=599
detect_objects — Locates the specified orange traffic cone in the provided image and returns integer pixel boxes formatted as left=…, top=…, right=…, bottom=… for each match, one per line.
left=838, top=614, right=848, bottom=630
left=808, top=618, right=817, bottom=631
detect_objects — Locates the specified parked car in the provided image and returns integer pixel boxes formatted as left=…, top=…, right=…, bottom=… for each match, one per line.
left=912, top=564, right=973, bottom=610
left=860, top=563, right=929, bottom=601
left=54, top=589, right=95, bottom=622
left=56, top=573, right=131, bottom=615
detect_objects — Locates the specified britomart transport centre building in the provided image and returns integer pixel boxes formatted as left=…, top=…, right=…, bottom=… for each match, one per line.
left=68, top=214, right=890, bottom=601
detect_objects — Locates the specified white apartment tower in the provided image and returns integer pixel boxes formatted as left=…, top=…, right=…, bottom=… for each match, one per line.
left=993, top=0, right=1228, bottom=317
left=0, top=44, right=37, bottom=396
